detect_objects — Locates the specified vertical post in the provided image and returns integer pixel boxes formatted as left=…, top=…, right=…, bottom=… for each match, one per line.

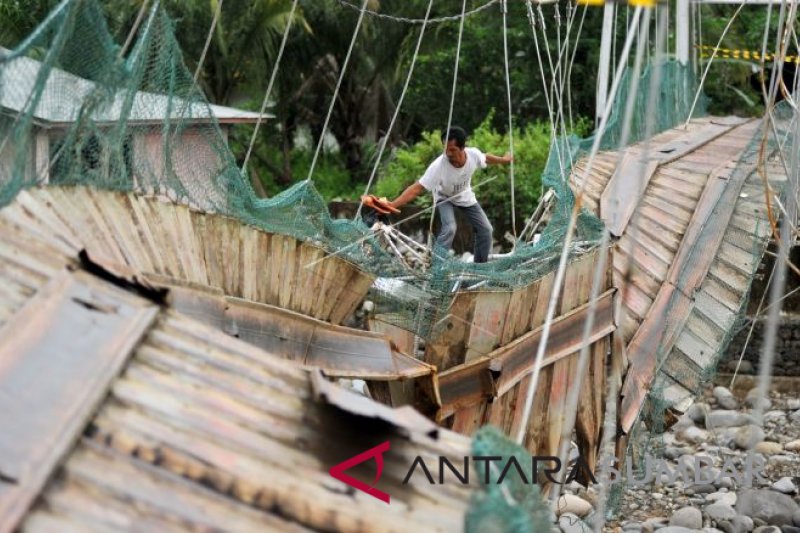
left=597, top=2, right=616, bottom=125
left=34, top=132, right=50, bottom=184
left=676, top=0, right=691, bottom=65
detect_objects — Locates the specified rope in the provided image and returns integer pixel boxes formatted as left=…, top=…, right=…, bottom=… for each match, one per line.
left=241, top=0, right=300, bottom=174
left=427, top=0, right=468, bottom=250
left=305, top=0, right=369, bottom=183
left=193, top=0, right=223, bottom=83
left=334, top=0, right=500, bottom=25
left=501, top=0, right=517, bottom=245
left=515, top=6, right=645, bottom=447
left=355, top=0, right=435, bottom=220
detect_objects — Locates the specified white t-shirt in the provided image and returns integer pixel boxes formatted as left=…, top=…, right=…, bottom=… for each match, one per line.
left=418, top=147, right=486, bottom=207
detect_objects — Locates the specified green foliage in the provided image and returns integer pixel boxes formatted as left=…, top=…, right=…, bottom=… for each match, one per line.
left=374, top=112, right=555, bottom=239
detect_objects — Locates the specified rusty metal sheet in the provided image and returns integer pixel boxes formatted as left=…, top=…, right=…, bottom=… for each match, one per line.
left=164, top=284, right=433, bottom=380
left=0, top=269, right=158, bottom=531
left=437, top=289, right=616, bottom=417
left=310, top=370, right=441, bottom=438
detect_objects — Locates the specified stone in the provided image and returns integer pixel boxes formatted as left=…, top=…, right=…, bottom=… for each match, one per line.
left=790, top=411, right=800, bottom=424
left=772, top=477, right=797, bottom=495
left=737, top=489, right=800, bottom=525
left=558, top=512, right=591, bottom=533
left=794, top=510, right=800, bottom=527
left=746, top=389, right=772, bottom=410
left=671, top=506, right=703, bottom=529
left=787, top=399, right=800, bottom=411
left=622, top=521, right=643, bottom=531
left=764, top=411, right=787, bottom=423
left=752, top=527, right=781, bottom=533
left=755, top=442, right=784, bottom=455
left=708, top=410, right=757, bottom=429
left=735, top=425, right=766, bottom=450
left=689, top=402, right=712, bottom=424
left=718, top=515, right=755, bottom=533
left=659, top=528, right=702, bottom=533
left=556, top=494, right=592, bottom=518
left=707, top=502, right=739, bottom=522
left=784, top=440, right=800, bottom=452
left=779, top=526, right=800, bottom=533
left=707, top=492, right=738, bottom=506
left=680, top=426, right=711, bottom=445
left=715, top=387, right=740, bottom=410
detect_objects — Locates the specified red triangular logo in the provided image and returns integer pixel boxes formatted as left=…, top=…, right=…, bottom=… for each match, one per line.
left=329, top=441, right=391, bottom=504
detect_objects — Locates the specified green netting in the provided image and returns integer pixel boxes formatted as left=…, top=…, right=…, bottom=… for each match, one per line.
left=466, top=426, right=553, bottom=533
left=0, top=0, right=704, bottom=345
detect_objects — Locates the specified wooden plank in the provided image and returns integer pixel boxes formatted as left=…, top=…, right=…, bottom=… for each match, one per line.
left=220, top=218, right=242, bottom=297
left=329, top=270, right=375, bottom=325
left=464, top=291, right=511, bottom=362
left=436, top=289, right=616, bottom=414
left=0, top=271, right=158, bottom=531
left=82, top=188, right=129, bottom=267
left=240, top=225, right=258, bottom=301
left=127, top=194, right=168, bottom=276
left=16, top=190, right=82, bottom=255
left=620, top=155, right=754, bottom=433
left=278, top=236, right=298, bottom=310
left=194, top=214, right=225, bottom=291
left=174, top=204, right=208, bottom=286
left=295, top=243, right=322, bottom=316
left=424, top=292, right=478, bottom=371
left=601, top=151, right=659, bottom=236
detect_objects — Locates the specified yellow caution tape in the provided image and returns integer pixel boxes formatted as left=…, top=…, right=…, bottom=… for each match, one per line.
left=577, top=0, right=660, bottom=6
left=696, top=45, right=800, bottom=64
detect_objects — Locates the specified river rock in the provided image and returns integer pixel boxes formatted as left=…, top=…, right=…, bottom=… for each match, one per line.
left=715, top=387, right=740, bottom=410
left=670, top=506, right=703, bottom=529
left=707, top=502, right=738, bottom=522
left=771, top=477, right=797, bottom=495
left=735, top=425, right=766, bottom=450
left=556, top=494, right=592, bottom=518
left=736, top=489, right=800, bottom=524
left=754, top=441, right=784, bottom=455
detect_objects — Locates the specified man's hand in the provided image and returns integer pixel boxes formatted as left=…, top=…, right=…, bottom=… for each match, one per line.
left=390, top=182, right=425, bottom=209
left=486, top=152, right=514, bottom=165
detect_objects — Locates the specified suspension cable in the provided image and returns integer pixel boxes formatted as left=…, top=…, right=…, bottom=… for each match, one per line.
left=355, top=0, right=435, bottom=220
left=193, top=0, right=223, bottom=83
left=305, top=0, right=369, bottom=183
left=241, top=0, right=300, bottom=173
left=427, top=0, right=468, bottom=249
left=334, top=0, right=499, bottom=25
left=515, top=7, right=646, bottom=446
left=501, top=0, right=517, bottom=245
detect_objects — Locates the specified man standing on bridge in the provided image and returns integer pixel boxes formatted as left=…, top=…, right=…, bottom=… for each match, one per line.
left=388, top=126, right=512, bottom=264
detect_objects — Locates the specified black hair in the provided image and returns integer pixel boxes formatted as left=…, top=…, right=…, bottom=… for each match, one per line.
left=441, top=126, right=467, bottom=149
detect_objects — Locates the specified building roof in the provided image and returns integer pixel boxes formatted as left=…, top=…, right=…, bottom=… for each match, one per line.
left=0, top=51, right=272, bottom=127
left=569, top=115, right=789, bottom=431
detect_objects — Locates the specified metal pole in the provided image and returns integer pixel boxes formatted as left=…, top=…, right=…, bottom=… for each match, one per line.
left=597, top=2, right=616, bottom=125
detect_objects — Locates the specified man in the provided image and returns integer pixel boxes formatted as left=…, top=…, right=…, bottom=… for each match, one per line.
left=388, top=126, right=512, bottom=263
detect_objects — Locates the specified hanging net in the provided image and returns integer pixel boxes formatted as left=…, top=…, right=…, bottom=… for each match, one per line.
left=0, top=0, right=703, bottom=344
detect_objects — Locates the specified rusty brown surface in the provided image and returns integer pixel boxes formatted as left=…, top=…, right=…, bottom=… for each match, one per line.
left=437, top=289, right=616, bottom=419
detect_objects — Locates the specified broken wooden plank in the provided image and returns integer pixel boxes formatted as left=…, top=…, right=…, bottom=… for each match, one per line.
left=0, top=270, right=158, bottom=531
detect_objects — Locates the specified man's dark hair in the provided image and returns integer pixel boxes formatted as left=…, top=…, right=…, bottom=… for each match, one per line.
left=441, top=126, right=467, bottom=149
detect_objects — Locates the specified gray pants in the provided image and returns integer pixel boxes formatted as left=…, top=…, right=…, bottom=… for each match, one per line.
left=435, top=201, right=493, bottom=263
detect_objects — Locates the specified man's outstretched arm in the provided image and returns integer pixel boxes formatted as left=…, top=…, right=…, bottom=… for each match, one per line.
left=389, top=182, right=425, bottom=209
left=485, top=152, right=513, bottom=165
